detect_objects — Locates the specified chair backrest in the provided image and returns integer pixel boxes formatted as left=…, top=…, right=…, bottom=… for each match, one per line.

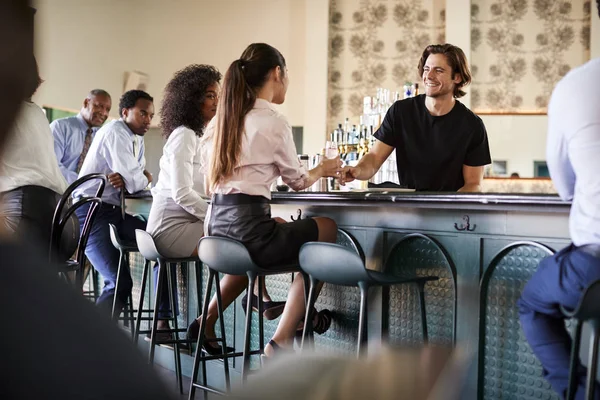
left=135, top=229, right=162, bottom=261
left=197, top=236, right=259, bottom=276
left=109, top=223, right=123, bottom=250
left=50, top=173, right=106, bottom=262
left=299, top=242, right=370, bottom=286
left=562, top=280, right=600, bottom=321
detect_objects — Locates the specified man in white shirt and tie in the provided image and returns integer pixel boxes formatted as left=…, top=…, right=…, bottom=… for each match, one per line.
left=74, top=90, right=153, bottom=316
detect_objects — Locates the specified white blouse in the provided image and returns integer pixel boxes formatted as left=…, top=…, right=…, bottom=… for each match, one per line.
left=201, top=99, right=307, bottom=199
left=0, top=102, right=68, bottom=194
left=151, top=126, right=208, bottom=219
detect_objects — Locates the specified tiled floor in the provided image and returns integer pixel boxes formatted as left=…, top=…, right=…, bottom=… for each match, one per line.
left=154, top=365, right=191, bottom=399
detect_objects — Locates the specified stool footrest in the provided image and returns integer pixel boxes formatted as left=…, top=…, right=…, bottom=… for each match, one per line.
left=191, top=382, right=226, bottom=396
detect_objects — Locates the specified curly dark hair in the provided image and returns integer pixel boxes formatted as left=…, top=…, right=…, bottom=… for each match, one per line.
left=160, top=64, right=222, bottom=138
left=119, top=90, right=153, bottom=117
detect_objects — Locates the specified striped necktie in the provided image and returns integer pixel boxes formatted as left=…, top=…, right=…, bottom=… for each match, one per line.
left=76, top=127, right=93, bottom=173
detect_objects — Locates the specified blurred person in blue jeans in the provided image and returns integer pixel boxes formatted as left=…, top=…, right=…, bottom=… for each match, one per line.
left=0, top=1, right=173, bottom=398
left=518, top=2, right=600, bottom=399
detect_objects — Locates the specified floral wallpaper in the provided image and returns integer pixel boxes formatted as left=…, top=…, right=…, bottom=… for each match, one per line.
left=471, top=0, right=591, bottom=113
left=327, top=0, right=446, bottom=133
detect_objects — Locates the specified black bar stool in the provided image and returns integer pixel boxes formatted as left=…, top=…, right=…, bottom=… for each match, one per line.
left=188, top=236, right=311, bottom=399
left=561, top=280, right=600, bottom=400
left=108, top=223, right=151, bottom=340
left=298, top=242, right=438, bottom=357
left=135, top=229, right=201, bottom=395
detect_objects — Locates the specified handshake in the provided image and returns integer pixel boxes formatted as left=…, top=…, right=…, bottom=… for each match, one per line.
left=318, top=156, right=363, bottom=186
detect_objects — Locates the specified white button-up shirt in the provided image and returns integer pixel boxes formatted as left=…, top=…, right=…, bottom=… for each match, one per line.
left=74, top=119, right=148, bottom=206
left=152, top=126, right=208, bottom=219
left=0, top=101, right=67, bottom=194
left=547, top=57, right=600, bottom=246
left=201, top=98, right=307, bottom=199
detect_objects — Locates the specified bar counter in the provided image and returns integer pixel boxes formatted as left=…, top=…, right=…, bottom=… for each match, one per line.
left=127, top=191, right=570, bottom=400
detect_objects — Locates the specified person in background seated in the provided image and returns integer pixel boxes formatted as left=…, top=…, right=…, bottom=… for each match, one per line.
left=340, top=44, right=491, bottom=192
left=518, top=2, right=600, bottom=398
left=73, top=90, right=153, bottom=316
left=0, top=2, right=174, bottom=398
left=197, top=43, right=342, bottom=357
left=51, top=89, right=112, bottom=184
left=0, top=57, right=76, bottom=259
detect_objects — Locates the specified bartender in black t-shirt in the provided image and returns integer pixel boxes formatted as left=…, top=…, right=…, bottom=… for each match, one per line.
left=341, top=44, right=491, bottom=192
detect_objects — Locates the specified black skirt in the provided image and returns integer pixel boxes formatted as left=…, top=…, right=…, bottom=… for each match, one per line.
left=207, top=194, right=318, bottom=268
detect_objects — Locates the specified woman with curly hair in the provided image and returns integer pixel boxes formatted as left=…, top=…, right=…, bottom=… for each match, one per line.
left=146, top=64, right=222, bottom=339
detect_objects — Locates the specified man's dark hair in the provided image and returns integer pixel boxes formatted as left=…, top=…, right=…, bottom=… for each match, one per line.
left=417, top=43, right=472, bottom=98
left=118, top=90, right=153, bottom=117
left=597, top=0, right=599, bottom=18
left=88, top=89, right=111, bottom=99
left=160, top=64, right=221, bottom=138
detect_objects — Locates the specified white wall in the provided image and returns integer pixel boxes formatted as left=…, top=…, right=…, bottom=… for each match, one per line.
left=33, top=0, right=134, bottom=117
left=33, top=0, right=310, bottom=126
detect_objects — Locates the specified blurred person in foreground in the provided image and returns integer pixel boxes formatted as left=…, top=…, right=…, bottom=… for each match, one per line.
left=0, top=57, right=75, bottom=259
left=518, top=1, right=600, bottom=398
left=230, top=345, right=471, bottom=400
left=0, top=1, right=174, bottom=398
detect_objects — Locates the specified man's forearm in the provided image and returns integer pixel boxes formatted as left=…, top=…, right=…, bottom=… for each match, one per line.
left=354, top=153, right=380, bottom=180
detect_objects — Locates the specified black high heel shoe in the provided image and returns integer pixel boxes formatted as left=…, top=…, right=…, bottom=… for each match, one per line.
left=241, top=292, right=286, bottom=320
left=186, top=319, right=235, bottom=356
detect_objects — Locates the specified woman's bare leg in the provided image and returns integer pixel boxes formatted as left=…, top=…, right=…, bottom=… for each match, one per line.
left=195, top=274, right=248, bottom=339
left=265, top=216, right=337, bottom=356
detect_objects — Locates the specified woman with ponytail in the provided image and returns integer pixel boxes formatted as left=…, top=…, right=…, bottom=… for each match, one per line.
left=189, top=43, right=342, bottom=358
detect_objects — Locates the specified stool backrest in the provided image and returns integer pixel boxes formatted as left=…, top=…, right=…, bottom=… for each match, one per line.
left=50, top=173, right=106, bottom=264
left=565, top=280, right=600, bottom=320
left=109, top=223, right=123, bottom=249
left=135, top=229, right=161, bottom=261
left=198, top=236, right=258, bottom=276
left=49, top=174, right=106, bottom=262
left=299, top=242, right=369, bottom=286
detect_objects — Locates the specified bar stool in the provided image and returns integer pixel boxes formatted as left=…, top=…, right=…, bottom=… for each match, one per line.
left=189, top=236, right=311, bottom=399
left=135, top=229, right=201, bottom=395
left=298, top=242, right=438, bottom=357
left=561, top=280, right=600, bottom=400
left=108, top=223, right=151, bottom=340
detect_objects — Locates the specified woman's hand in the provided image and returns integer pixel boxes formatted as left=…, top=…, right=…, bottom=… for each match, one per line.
left=318, top=156, right=343, bottom=178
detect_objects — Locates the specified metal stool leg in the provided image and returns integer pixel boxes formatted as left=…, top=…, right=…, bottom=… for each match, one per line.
left=416, top=281, right=429, bottom=343
left=214, top=272, right=231, bottom=391
left=112, top=249, right=126, bottom=320
left=258, top=276, right=265, bottom=359
left=242, top=272, right=257, bottom=382
left=134, top=259, right=150, bottom=344
left=188, top=268, right=215, bottom=400
left=566, top=319, right=583, bottom=400
left=382, top=285, right=390, bottom=343
left=300, top=275, right=318, bottom=352
left=149, top=260, right=165, bottom=364
left=166, top=262, right=183, bottom=394
left=357, top=281, right=369, bottom=358
left=585, top=320, right=600, bottom=400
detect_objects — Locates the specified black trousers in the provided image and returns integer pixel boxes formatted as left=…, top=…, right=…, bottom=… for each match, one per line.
left=0, top=185, right=78, bottom=260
